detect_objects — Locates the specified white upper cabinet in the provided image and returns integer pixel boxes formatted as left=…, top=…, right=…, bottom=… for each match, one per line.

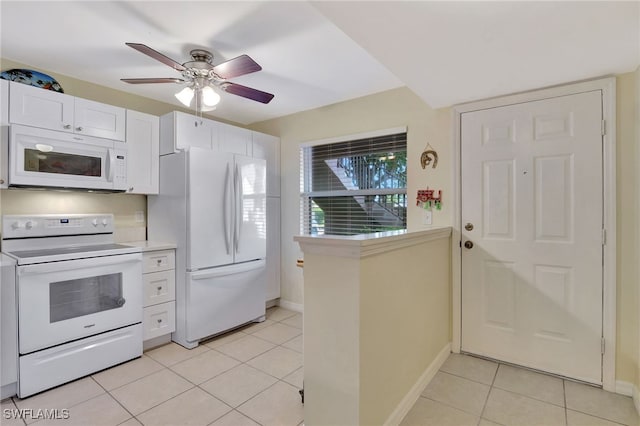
left=9, top=82, right=125, bottom=141
left=252, top=131, right=280, bottom=197
left=160, top=111, right=213, bottom=154
left=74, top=98, right=125, bottom=141
left=217, top=122, right=251, bottom=155
left=0, top=79, right=8, bottom=189
left=9, top=81, right=73, bottom=132
left=126, top=110, right=159, bottom=194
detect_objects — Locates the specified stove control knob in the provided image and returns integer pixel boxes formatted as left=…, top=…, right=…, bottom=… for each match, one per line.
left=91, top=219, right=98, bottom=227
left=101, top=218, right=108, bottom=227
left=25, top=221, right=34, bottom=230
left=11, top=221, right=23, bottom=230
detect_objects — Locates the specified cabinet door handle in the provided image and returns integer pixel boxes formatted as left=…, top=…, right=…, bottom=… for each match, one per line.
left=76, top=126, right=83, bottom=131
left=63, top=124, right=71, bottom=129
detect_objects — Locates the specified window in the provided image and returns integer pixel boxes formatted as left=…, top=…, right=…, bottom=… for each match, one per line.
left=300, top=130, right=407, bottom=236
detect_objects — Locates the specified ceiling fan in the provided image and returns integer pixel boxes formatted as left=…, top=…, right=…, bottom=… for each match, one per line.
left=121, top=43, right=274, bottom=111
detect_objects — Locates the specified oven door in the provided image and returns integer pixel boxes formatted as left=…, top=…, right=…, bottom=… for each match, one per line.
left=9, top=124, right=126, bottom=191
left=16, top=253, right=142, bottom=354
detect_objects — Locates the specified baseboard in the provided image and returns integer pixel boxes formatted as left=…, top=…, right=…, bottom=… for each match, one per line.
left=266, top=298, right=279, bottom=309
left=143, top=334, right=172, bottom=352
left=1, top=382, right=17, bottom=400
left=633, top=383, right=640, bottom=416
left=384, top=342, right=451, bottom=426
left=278, top=299, right=304, bottom=313
left=615, top=380, right=634, bottom=397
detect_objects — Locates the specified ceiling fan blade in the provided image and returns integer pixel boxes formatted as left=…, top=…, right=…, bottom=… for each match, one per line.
left=125, top=42, right=186, bottom=72
left=222, top=83, right=274, bottom=104
left=213, top=54, right=262, bottom=79
left=121, top=78, right=184, bottom=84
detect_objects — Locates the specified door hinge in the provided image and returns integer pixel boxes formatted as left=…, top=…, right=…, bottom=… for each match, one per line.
left=602, top=229, right=606, bottom=246
left=601, top=337, right=605, bottom=354
left=601, top=120, right=606, bottom=136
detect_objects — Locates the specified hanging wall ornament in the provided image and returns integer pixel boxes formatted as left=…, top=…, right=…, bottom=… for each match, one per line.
left=420, top=143, right=438, bottom=169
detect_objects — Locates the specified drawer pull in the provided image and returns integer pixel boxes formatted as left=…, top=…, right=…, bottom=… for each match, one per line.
left=157, top=319, right=162, bottom=323
left=157, top=286, right=163, bottom=291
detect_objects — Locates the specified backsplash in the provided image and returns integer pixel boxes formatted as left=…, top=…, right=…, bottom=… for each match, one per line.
left=0, top=189, right=147, bottom=246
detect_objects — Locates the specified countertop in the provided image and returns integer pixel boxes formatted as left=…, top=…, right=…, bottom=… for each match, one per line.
left=295, top=226, right=452, bottom=258
left=124, top=241, right=177, bottom=252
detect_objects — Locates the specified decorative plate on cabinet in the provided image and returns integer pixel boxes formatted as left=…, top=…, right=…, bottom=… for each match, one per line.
left=0, top=69, right=64, bottom=93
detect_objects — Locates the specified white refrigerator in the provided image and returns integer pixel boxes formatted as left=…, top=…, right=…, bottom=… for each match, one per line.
left=148, top=147, right=267, bottom=349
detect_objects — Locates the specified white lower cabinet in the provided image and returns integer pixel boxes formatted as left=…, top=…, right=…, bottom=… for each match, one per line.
left=143, top=302, right=175, bottom=340
left=142, top=249, right=176, bottom=341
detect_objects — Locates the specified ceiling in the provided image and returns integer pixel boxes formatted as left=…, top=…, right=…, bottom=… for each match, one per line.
left=1, top=1, right=638, bottom=126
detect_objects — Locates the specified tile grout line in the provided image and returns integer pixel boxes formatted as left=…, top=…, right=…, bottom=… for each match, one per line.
left=477, top=362, right=501, bottom=424
left=90, top=375, right=138, bottom=425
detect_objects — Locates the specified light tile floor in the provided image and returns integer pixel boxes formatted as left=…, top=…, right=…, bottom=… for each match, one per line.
left=2, top=307, right=303, bottom=426
left=3, top=308, right=639, bottom=426
left=402, top=353, right=640, bottom=426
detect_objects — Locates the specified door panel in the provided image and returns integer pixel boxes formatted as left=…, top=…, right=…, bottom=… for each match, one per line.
left=235, top=155, right=267, bottom=263
left=186, top=261, right=266, bottom=342
left=187, top=148, right=234, bottom=270
left=461, top=90, right=603, bottom=384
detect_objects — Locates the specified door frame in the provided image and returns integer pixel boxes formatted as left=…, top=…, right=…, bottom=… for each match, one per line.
left=451, top=76, right=617, bottom=391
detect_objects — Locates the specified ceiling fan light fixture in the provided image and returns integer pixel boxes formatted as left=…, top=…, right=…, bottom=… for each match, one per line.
left=175, top=86, right=194, bottom=107
left=201, top=85, right=221, bottom=107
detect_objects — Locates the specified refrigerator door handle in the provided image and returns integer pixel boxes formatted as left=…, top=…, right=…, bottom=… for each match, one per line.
left=190, top=260, right=266, bottom=280
left=237, top=165, right=244, bottom=251
left=234, top=163, right=240, bottom=252
left=223, top=163, right=231, bottom=255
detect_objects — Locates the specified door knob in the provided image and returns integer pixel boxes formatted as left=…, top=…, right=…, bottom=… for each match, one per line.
left=464, top=241, right=474, bottom=249
left=465, top=223, right=474, bottom=231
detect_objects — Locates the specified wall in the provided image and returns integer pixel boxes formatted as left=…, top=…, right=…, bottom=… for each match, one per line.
left=617, top=72, right=639, bottom=387
left=359, top=234, right=450, bottom=425
left=250, top=87, right=451, bottom=305
left=253, top=73, right=640, bottom=389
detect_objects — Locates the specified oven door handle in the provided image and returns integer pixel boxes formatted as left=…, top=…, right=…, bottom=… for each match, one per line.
left=17, top=254, right=141, bottom=275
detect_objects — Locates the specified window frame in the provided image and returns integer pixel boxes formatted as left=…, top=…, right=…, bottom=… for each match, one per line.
left=299, top=126, right=408, bottom=236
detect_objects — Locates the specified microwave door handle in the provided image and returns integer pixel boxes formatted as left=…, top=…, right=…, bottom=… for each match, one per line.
left=106, top=148, right=115, bottom=182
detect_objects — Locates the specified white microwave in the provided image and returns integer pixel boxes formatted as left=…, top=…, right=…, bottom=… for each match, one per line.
left=9, top=124, right=127, bottom=191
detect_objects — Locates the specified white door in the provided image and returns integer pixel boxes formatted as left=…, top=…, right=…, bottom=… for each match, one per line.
left=188, top=147, right=234, bottom=270
left=461, top=91, right=603, bottom=384
left=235, top=155, right=267, bottom=263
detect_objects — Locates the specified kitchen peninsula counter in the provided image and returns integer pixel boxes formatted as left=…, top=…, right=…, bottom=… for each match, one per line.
left=295, top=227, right=452, bottom=426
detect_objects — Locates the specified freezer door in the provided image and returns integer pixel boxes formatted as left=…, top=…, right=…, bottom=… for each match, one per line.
left=188, top=148, right=235, bottom=270
left=185, top=260, right=266, bottom=342
left=234, top=155, right=267, bottom=263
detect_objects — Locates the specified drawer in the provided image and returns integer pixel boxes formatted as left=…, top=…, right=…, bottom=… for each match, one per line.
left=143, top=270, right=175, bottom=307
left=143, top=250, right=175, bottom=273
left=143, top=302, right=175, bottom=340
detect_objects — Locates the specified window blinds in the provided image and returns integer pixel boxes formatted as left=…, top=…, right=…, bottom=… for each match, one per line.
left=300, top=132, right=407, bottom=236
